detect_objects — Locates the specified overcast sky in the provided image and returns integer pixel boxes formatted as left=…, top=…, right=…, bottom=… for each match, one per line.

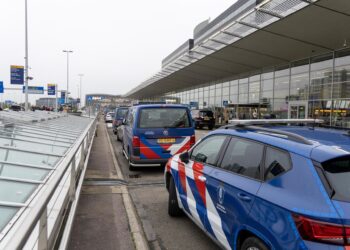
left=0, top=0, right=235, bottom=105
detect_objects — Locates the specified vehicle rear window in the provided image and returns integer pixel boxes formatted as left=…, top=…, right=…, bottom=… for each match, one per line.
left=138, top=108, right=191, bottom=128
left=321, top=156, right=350, bottom=202
left=200, top=111, right=213, bottom=117
left=116, top=108, right=128, bottom=119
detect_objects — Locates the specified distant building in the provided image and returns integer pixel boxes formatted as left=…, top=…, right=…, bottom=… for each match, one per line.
left=36, top=98, right=56, bottom=107
left=85, top=94, right=131, bottom=111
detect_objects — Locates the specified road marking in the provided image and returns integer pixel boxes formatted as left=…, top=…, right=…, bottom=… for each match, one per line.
left=105, top=123, right=149, bottom=250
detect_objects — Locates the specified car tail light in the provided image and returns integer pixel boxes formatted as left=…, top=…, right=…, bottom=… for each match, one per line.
left=190, top=135, right=196, bottom=147
left=293, top=214, right=350, bottom=246
left=132, top=136, right=140, bottom=148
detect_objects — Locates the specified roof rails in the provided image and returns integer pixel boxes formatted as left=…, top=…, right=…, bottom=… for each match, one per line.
left=228, top=119, right=324, bottom=126
left=223, top=119, right=322, bottom=145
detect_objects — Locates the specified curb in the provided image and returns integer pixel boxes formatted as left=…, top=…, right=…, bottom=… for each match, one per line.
left=105, top=124, right=150, bottom=250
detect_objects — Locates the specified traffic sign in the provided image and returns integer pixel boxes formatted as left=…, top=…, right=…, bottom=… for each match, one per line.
left=0, top=82, right=3, bottom=93
left=47, top=84, right=56, bottom=95
left=22, top=86, right=44, bottom=94
left=10, top=65, right=24, bottom=85
left=61, top=91, right=66, bottom=99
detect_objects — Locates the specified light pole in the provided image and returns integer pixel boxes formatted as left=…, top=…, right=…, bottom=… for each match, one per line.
left=63, top=50, right=73, bottom=104
left=78, top=74, right=84, bottom=108
left=24, top=0, right=29, bottom=111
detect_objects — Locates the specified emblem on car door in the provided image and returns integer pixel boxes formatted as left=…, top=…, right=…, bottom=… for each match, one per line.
left=217, top=185, right=225, bottom=205
left=163, top=130, right=169, bottom=136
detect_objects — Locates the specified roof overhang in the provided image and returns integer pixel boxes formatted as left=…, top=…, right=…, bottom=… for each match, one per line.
left=125, top=0, right=350, bottom=99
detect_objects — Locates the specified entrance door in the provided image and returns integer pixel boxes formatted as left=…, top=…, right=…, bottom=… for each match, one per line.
left=288, top=101, right=308, bottom=119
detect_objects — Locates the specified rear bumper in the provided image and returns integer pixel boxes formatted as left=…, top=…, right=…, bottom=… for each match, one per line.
left=130, top=155, right=167, bottom=167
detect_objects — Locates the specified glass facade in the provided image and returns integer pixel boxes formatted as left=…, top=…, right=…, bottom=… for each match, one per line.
left=162, top=48, right=350, bottom=128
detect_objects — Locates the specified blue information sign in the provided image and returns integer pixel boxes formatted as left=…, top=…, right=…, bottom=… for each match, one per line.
left=11, top=65, right=24, bottom=85
left=23, top=86, right=44, bottom=94
left=61, top=91, right=66, bottom=100
left=0, top=82, right=3, bottom=93
left=58, top=98, right=65, bottom=105
left=223, top=100, right=229, bottom=107
left=47, top=84, right=56, bottom=96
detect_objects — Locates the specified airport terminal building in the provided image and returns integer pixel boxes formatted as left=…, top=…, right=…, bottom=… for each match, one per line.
left=125, top=0, right=350, bottom=128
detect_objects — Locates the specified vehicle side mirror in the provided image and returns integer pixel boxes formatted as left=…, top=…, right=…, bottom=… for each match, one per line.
left=179, top=151, right=190, bottom=164
left=194, top=153, right=207, bottom=163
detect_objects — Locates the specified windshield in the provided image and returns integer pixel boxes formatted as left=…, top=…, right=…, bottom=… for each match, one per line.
left=322, top=156, right=350, bottom=202
left=138, top=108, right=191, bottom=128
left=116, top=108, right=128, bottom=119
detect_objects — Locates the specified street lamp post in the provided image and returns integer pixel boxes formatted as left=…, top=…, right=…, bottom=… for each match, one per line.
left=24, top=0, right=29, bottom=111
left=78, top=74, right=84, bottom=108
left=63, top=50, right=73, bottom=104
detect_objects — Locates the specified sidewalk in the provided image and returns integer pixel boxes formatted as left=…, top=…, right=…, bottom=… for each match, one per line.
left=68, top=120, right=135, bottom=250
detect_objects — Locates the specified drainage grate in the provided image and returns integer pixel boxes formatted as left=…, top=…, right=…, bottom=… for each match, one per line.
left=83, top=178, right=127, bottom=186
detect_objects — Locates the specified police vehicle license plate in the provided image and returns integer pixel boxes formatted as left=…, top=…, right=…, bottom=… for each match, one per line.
left=158, top=138, right=176, bottom=144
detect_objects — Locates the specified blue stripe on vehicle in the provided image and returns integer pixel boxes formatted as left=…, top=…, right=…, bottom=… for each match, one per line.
left=287, top=214, right=308, bottom=250
left=140, top=137, right=172, bottom=159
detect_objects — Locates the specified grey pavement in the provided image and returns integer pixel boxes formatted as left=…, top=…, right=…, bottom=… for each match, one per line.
left=68, top=119, right=135, bottom=250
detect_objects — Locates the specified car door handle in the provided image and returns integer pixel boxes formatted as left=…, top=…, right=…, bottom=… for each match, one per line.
left=198, top=175, right=206, bottom=182
left=237, top=193, right=252, bottom=202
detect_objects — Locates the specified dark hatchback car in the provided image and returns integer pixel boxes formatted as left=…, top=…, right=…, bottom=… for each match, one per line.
left=191, top=109, right=215, bottom=130
left=113, top=107, right=129, bottom=135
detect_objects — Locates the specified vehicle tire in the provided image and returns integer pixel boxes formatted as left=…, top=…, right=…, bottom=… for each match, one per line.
left=168, top=177, right=183, bottom=217
left=198, top=125, right=203, bottom=129
left=128, top=151, right=136, bottom=171
left=240, top=236, right=269, bottom=250
left=116, top=131, right=121, bottom=141
left=208, top=125, right=214, bottom=130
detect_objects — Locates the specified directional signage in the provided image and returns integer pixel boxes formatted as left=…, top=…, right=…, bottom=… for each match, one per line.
left=23, top=86, right=44, bottom=94
left=223, top=100, right=229, bottom=107
left=0, top=82, right=3, bottom=93
left=47, top=84, right=56, bottom=96
left=61, top=91, right=66, bottom=100
left=11, top=65, right=24, bottom=85
left=58, top=98, right=65, bottom=105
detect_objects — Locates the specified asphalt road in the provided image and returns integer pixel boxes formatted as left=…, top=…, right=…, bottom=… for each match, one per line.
left=107, top=126, right=220, bottom=250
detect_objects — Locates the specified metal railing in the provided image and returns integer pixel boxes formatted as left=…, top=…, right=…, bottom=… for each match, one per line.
left=0, top=115, right=97, bottom=249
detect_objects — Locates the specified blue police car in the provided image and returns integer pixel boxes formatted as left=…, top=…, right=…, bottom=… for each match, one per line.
left=122, top=104, right=195, bottom=170
left=165, top=119, right=350, bottom=250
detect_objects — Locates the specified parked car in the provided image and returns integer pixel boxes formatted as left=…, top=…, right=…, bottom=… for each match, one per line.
left=122, top=104, right=195, bottom=170
left=105, top=112, right=115, bottom=123
left=191, top=109, right=215, bottom=130
left=165, top=120, right=350, bottom=250
left=113, top=107, right=129, bottom=136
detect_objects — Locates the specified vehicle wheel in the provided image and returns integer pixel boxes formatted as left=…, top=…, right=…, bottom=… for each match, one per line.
left=168, top=177, right=183, bottom=217
left=198, top=125, right=203, bottom=129
left=128, top=153, right=136, bottom=171
left=208, top=125, right=214, bottom=130
left=116, top=131, right=121, bottom=141
left=113, top=130, right=117, bottom=135
left=240, top=237, right=269, bottom=250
